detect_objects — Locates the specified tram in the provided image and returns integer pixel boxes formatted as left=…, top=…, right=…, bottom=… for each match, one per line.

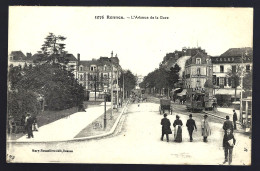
left=186, top=89, right=216, bottom=112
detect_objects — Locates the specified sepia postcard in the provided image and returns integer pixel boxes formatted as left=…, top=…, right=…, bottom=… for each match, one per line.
left=6, top=6, right=252, bottom=165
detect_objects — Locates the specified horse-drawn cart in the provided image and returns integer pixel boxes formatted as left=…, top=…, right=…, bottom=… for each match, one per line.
left=159, top=99, right=172, bottom=114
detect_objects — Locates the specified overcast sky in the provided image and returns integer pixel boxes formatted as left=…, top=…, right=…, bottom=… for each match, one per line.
left=9, top=7, right=253, bottom=76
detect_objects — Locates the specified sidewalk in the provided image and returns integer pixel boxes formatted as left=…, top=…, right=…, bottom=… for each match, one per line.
left=11, top=105, right=110, bottom=142
left=204, top=108, right=240, bottom=122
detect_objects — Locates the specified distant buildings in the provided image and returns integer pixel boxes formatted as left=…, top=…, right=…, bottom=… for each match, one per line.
left=211, top=47, right=253, bottom=101
left=8, top=51, right=121, bottom=96
left=135, top=75, right=144, bottom=89
left=77, top=52, right=121, bottom=93
left=162, top=47, right=253, bottom=103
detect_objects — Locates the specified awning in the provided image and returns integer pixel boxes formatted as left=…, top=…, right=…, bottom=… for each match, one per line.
left=173, top=88, right=181, bottom=92
left=177, top=89, right=187, bottom=96
left=214, top=89, right=242, bottom=97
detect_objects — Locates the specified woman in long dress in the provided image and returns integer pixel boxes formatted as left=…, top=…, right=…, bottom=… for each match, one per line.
left=201, top=115, right=211, bottom=142
left=173, top=115, right=183, bottom=142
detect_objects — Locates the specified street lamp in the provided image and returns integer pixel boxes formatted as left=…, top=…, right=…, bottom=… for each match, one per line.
left=104, top=91, right=107, bottom=129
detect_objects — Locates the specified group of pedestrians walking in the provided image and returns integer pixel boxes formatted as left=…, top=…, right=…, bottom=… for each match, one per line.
left=161, top=113, right=210, bottom=143
left=21, top=113, right=38, bottom=139
left=160, top=109, right=238, bottom=165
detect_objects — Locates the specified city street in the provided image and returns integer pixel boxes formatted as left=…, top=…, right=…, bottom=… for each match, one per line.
left=7, top=100, right=251, bottom=165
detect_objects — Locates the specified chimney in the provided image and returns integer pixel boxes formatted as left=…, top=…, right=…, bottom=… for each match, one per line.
left=77, top=53, right=80, bottom=62
left=26, top=53, right=32, bottom=58
left=111, top=51, right=113, bottom=57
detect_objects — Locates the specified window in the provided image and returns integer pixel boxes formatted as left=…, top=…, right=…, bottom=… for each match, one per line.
left=80, top=75, right=83, bottom=81
left=213, top=75, right=216, bottom=85
left=104, top=65, right=107, bottom=71
left=220, top=65, right=224, bottom=73
left=219, top=77, right=225, bottom=88
left=246, top=65, right=250, bottom=72
left=79, top=66, right=83, bottom=71
left=197, top=68, right=201, bottom=75
left=232, top=65, right=236, bottom=73
left=196, top=58, right=201, bottom=64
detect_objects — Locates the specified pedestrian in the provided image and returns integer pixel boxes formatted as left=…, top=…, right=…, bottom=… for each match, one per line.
left=223, top=115, right=233, bottom=133
left=233, top=110, right=238, bottom=130
left=186, top=114, right=197, bottom=142
left=20, top=115, right=26, bottom=134
left=161, top=113, right=172, bottom=142
left=201, top=115, right=211, bottom=142
left=24, top=113, right=30, bottom=134
left=173, top=115, right=183, bottom=142
left=8, top=115, right=14, bottom=134
left=26, top=114, right=34, bottom=138
left=223, top=129, right=236, bottom=165
left=32, top=116, right=39, bottom=131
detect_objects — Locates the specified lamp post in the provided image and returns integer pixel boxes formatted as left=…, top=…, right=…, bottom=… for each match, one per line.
left=240, top=52, right=245, bottom=125
left=110, top=64, right=114, bottom=119
left=104, top=92, right=107, bottom=129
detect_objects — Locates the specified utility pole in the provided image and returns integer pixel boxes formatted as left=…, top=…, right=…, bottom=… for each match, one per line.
left=240, top=51, right=245, bottom=125
left=104, top=93, right=107, bottom=129
left=94, top=74, right=97, bottom=101
left=123, top=72, right=125, bottom=102
left=116, top=69, right=119, bottom=109
left=110, top=65, right=113, bottom=119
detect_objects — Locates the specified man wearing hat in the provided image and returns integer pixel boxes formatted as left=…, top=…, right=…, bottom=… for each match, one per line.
left=223, top=115, right=234, bottom=133
left=26, top=113, right=34, bottom=138
left=201, top=115, right=211, bottom=142
left=161, top=113, right=172, bottom=142
left=233, top=110, right=238, bottom=130
left=186, top=114, right=197, bottom=142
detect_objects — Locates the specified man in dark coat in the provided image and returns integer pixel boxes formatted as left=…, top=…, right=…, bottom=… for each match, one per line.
left=223, top=115, right=233, bottom=133
left=233, top=110, right=238, bottom=130
left=223, top=129, right=236, bottom=165
left=186, top=114, right=197, bottom=142
left=26, top=114, right=34, bottom=138
left=161, top=113, right=171, bottom=142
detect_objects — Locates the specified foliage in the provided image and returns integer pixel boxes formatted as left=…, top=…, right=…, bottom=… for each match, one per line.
left=119, top=70, right=137, bottom=91
left=8, top=63, right=84, bottom=114
left=41, top=32, right=66, bottom=55
left=243, top=70, right=252, bottom=90
left=140, top=64, right=181, bottom=91
left=226, top=65, right=242, bottom=98
left=7, top=90, right=41, bottom=118
left=36, top=33, right=68, bottom=64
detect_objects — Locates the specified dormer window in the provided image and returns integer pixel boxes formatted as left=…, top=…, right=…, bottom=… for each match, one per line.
left=79, top=66, right=83, bottom=71
left=90, top=65, right=97, bottom=71
left=196, top=58, right=201, bottom=64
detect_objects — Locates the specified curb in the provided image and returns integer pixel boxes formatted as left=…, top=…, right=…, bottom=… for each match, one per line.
left=7, top=100, right=130, bottom=144
left=202, top=111, right=243, bottom=126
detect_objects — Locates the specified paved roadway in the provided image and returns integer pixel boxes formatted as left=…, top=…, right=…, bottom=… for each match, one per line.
left=7, top=101, right=251, bottom=165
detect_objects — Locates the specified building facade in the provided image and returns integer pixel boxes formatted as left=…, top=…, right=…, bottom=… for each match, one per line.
left=183, top=50, right=213, bottom=91
left=211, top=47, right=253, bottom=101
left=77, top=53, right=121, bottom=94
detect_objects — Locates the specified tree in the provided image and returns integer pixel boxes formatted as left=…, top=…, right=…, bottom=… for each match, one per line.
left=167, top=64, right=181, bottom=90
left=36, top=33, right=68, bottom=64
left=119, top=70, right=137, bottom=97
left=226, top=65, right=242, bottom=100
left=8, top=64, right=84, bottom=113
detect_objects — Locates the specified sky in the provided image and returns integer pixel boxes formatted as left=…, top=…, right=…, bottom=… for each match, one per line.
left=9, top=7, right=253, bottom=76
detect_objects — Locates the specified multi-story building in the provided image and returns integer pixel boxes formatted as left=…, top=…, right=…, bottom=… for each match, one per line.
left=211, top=47, right=253, bottom=102
left=9, top=51, right=78, bottom=76
left=183, top=49, right=213, bottom=93
left=77, top=52, right=121, bottom=94
left=9, top=51, right=34, bottom=67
